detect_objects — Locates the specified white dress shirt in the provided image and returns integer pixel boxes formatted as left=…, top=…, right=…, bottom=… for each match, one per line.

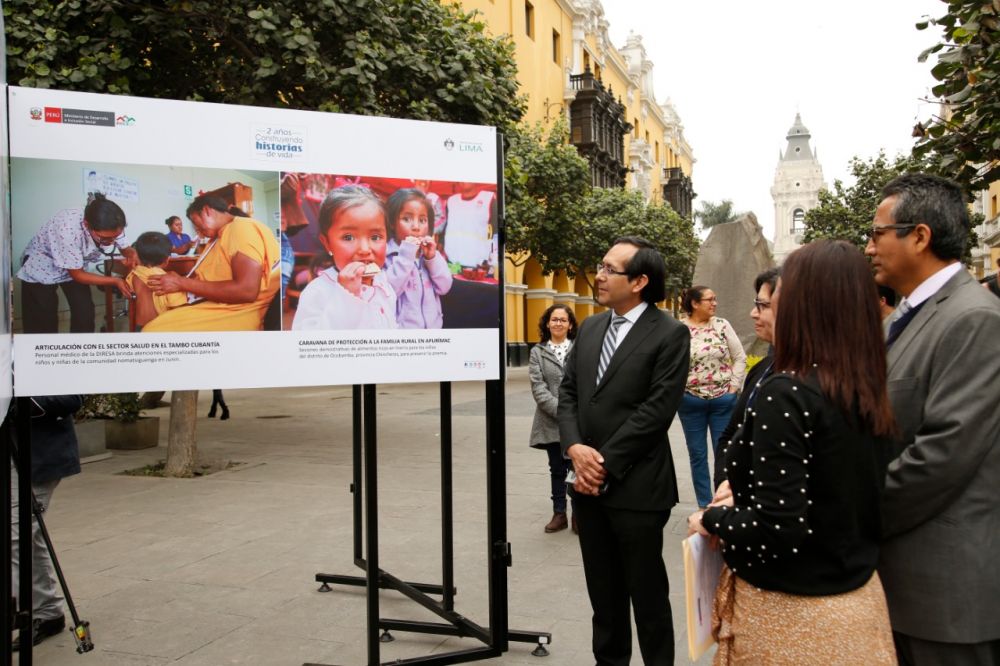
left=897, top=261, right=963, bottom=312
left=607, top=301, right=648, bottom=354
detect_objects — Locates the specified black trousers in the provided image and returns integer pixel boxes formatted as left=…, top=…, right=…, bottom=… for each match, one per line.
left=575, top=496, right=673, bottom=666
left=542, top=442, right=570, bottom=514
left=20, top=280, right=95, bottom=333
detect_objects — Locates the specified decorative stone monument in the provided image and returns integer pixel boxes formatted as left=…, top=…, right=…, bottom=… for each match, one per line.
left=692, top=212, right=774, bottom=354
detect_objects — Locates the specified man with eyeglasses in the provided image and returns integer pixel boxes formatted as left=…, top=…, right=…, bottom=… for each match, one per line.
left=865, top=173, right=1000, bottom=665
left=558, top=236, right=689, bottom=665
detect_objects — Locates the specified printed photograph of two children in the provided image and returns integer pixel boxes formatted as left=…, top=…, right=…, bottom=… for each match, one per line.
left=10, top=159, right=501, bottom=335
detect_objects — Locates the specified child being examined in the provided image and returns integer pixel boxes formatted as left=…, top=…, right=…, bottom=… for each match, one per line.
left=127, top=231, right=189, bottom=329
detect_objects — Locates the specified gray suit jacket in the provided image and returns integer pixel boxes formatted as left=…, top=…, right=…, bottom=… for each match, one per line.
left=879, top=269, right=1000, bottom=643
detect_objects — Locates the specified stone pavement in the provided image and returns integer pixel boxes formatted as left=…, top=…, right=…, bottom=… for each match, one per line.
left=29, top=367, right=715, bottom=665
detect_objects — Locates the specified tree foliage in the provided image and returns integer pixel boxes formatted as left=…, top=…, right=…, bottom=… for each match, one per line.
left=504, top=118, right=592, bottom=267
left=561, top=188, right=699, bottom=297
left=3, top=0, right=525, bottom=130
left=913, top=1, right=1000, bottom=191
left=804, top=151, right=979, bottom=260
left=695, top=199, right=742, bottom=229
left=803, top=152, right=927, bottom=250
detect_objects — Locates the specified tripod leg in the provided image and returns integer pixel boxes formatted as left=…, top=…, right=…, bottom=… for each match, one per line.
left=26, top=487, right=93, bottom=652
left=10, top=444, right=94, bottom=653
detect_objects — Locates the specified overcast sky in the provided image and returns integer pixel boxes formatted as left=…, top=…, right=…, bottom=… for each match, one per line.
left=600, top=0, right=945, bottom=239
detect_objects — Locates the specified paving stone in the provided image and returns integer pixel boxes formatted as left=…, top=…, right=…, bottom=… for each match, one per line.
left=29, top=369, right=714, bottom=664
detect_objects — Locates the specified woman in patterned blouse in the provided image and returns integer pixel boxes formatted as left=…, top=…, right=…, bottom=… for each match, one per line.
left=678, top=285, right=746, bottom=508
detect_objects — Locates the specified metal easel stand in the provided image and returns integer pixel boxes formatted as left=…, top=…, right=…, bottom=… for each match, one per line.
left=309, top=383, right=551, bottom=665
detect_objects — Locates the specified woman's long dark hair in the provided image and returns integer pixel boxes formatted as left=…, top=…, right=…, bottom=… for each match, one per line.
left=538, top=303, right=578, bottom=343
left=774, top=240, right=897, bottom=437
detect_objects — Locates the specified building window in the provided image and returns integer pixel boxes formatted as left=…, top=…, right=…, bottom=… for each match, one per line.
left=633, top=119, right=639, bottom=139
left=525, top=1, right=534, bottom=39
left=552, top=29, right=560, bottom=63
left=655, top=141, right=660, bottom=162
left=664, top=167, right=695, bottom=219
left=583, top=51, right=590, bottom=72
left=992, top=194, right=998, bottom=219
left=594, top=63, right=601, bottom=80
left=792, top=208, right=805, bottom=231
left=568, top=68, right=632, bottom=188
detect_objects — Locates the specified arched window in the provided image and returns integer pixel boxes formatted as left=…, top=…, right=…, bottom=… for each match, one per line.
left=792, top=208, right=805, bottom=231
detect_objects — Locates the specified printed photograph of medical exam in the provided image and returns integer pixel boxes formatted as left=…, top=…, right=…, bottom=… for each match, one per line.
left=10, top=158, right=281, bottom=334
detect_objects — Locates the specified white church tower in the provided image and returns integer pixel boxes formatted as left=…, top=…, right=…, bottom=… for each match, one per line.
left=771, top=114, right=825, bottom=263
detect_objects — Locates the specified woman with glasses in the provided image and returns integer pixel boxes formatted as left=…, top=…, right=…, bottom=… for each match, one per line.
left=712, top=268, right=780, bottom=490
left=687, top=240, right=896, bottom=664
left=678, top=285, right=746, bottom=508
left=17, top=192, right=137, bottom=333
left=528, top=303, right=578, bottom=533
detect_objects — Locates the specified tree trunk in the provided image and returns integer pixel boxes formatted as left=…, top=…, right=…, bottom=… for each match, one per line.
left=164, top=390, right=198, bottom=477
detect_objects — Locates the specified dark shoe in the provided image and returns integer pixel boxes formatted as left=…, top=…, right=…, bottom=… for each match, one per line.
left=12, top=615, right=65, bottom=651
left=220, top=406, right=230, bottom=421
left=544, top=512, right=568, bottom=533
left=207, top=407, right=217, bottom=418
left=571, top=515, right=579, bottom=535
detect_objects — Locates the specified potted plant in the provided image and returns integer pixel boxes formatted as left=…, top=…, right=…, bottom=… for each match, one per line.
left=80, top=393, right=161, bottom=450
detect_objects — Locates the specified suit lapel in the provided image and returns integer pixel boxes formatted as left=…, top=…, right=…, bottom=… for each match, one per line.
left=887, top=270, right=966, bottom=371
left=595, top=306, right=658, bottom=392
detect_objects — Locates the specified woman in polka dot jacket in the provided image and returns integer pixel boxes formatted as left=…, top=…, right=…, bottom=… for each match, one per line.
left=688, top=240, right=898, bottom=664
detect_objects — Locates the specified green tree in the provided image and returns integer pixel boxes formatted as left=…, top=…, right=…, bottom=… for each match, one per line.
left=504, top=118, right=592, bottom=269
left=803, top=152, right=927, bottom=250
left=3, top=0, right=525, bottom=130
left=695, top=199, right=742, bottom=229
left=562, top=188, right=698, bottom=299
left=647, top=199, right=699, bottom=301
left=913, top=1, right=1000, bottom=191
left=804, top=151, right=980, bottom=260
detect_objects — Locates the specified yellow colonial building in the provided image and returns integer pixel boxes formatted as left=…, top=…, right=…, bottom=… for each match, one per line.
left=972, top=177, right=1000, bottom=279
left=457, top=0, right=695, bottom=360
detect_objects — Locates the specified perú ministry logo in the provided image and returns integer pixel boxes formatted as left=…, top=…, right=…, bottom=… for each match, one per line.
left=443, top=138, right=455, bottom=151
left=29, top=107, right=43, bottom=121
left=116, top=115, right=136, bottom=127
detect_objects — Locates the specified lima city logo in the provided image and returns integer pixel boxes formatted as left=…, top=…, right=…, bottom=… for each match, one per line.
left=443, top=138, right=455, bottom=151
left=116, top=114, right=136, bottom=127
left=29, top=107, right=43, bottom=121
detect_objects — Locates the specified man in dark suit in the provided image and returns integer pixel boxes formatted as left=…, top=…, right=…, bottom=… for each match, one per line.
left=866, top=174, right=1000, bottom=665
left=558, top=236, right=689, bottom=665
